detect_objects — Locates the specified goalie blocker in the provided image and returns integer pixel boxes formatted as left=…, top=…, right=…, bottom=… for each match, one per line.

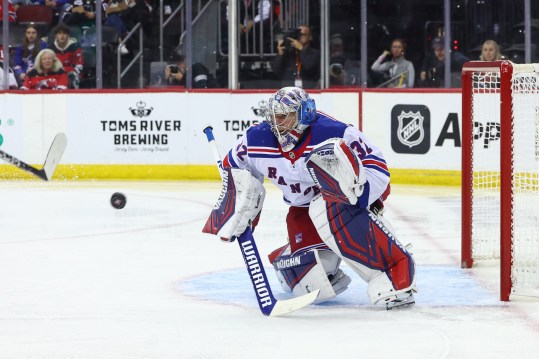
left=305, top=138, right=416, bottom=308
left=203, top=167, right=265, bottom=241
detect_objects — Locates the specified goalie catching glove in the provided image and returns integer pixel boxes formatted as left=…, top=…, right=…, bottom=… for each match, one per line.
left=305, top=138, right=366, bottom=205
left=203, top=167, right=265, bottom=242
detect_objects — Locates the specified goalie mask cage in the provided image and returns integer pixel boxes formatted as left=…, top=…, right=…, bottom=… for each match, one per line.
left=462, top=61, right=539, bottom=301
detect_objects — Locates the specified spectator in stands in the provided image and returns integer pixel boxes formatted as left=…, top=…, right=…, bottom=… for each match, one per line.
left=21, top=48, right=68, bottom=90
left=329, top=33, right=360, bottom=87
left=11, top=0, right=28, bottom=11
left=51, top=23, right=84, bottom=89
left=271, top=25, right=320, bottom=89
left=63, top=0, right=106, bottom=29
left=13, top=24, right=48, bottom=86
left=123, top=0, right=154, bottom=37
left=222, top=0, right=258, bottom=54
left=164, top=55, right=213, bottom=88
left=480, top=39, right=502, bottom=61
left=39, top=0, right=73, bottom=23
left=0, top=1, right=16, bottom=23
left=104, top=0, right=130, bottom=55
left=371, top=38, right=415, bottom=88
left=240, top=0, right=273, bottom=54
left=0, top=61, right=19, bottom=90
left=419, top=37, right=469, bottom=88
left=330, top=34, right=349, bottom=61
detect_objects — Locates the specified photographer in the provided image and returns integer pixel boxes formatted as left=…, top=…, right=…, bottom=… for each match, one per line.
left=270, top=25, right=320, bottom=89
left=165, top=62, right=187, bottom=86
left=328, top=34, right=359, bottom=87
left=329, top=58, right=360, bottom=87
left=165, top=55, right=213, bottom=88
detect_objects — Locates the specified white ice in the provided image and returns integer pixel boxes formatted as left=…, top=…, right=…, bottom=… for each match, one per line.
left=0, top=180, right=539, bottom=359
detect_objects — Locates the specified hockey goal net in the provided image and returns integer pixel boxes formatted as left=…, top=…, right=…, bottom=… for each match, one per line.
left=462, top=61, right=539, bottom=301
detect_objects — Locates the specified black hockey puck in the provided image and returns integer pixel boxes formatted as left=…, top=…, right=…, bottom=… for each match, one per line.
left=111, top=192, right=127, bottom=209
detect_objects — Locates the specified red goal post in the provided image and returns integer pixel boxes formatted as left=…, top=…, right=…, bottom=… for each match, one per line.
left=461, top=61, right=539, bottom=301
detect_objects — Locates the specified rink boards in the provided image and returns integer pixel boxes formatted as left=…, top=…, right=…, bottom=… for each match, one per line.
left=0, top=89, right=464, bottom=184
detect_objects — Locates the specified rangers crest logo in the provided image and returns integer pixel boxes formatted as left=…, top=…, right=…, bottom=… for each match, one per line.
left=129, top=101, right=153, bottom=118
left=397, top=111, right=424, bottom=148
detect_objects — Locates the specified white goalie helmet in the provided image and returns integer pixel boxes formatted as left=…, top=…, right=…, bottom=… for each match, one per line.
left=264, top=87, right=317, bottom=152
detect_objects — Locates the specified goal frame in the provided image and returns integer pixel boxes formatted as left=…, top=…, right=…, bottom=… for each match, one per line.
left=461, top=61, right=514, bottom=301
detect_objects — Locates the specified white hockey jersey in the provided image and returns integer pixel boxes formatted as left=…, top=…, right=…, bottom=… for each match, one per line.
left=223, top=112, right=390, bottom=208
left=0, top=61, right=18, bottom=90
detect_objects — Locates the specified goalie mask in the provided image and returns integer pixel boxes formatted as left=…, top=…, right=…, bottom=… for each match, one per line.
left=264, top=87, right=317, bottom=152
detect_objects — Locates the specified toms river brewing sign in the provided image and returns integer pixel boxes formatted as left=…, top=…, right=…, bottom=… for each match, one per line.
left=100, top=100, right=181, bottom=153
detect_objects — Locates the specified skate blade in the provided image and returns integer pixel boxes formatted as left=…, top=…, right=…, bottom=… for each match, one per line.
left=386, top=294, right=415, bottom=310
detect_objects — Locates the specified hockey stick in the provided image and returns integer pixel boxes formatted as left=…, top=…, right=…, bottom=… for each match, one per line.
left=0, top=133, right=67, bottom=181
left=203, top=126, right=319, bottom=316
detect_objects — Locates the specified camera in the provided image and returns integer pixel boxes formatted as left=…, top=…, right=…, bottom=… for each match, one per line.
left=169, top=65, right=180, bottom=74
left=281, top=28, right=301, bottom=48
left=330, top=63, right=343, bottom=76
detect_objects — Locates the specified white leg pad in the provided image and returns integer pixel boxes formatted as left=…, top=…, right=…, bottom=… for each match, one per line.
left=270, top=247, right=352, bottom=304
left=367, top=271, right=417, bottom=305
left=309, top=194, right=417, bottom=307
left=309, top=195, right=381, bottom=283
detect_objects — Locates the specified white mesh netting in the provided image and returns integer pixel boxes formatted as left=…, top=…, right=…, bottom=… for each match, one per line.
left=509, top=66, right=539, bottom=294
left=470, top=64, right=539, bottom=295
left=471, top=71, right=502, bottom=260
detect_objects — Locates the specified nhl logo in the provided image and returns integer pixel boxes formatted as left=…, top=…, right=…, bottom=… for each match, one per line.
left=391, top=105, right=430, bottom=154
left=288, top=152, right=296, bottom=159
left=397, top=111, right=424, bottom=148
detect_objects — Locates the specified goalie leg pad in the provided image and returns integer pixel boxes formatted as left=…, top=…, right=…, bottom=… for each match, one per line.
left=305, top=138, right=367, bottom=206
left=309, top=195, right=416, bottom=304
left=202, top=167, right=265, bottom=241
left=269, top=244, right=352, bottom=304
left=368, top=261, right=417, bottom=306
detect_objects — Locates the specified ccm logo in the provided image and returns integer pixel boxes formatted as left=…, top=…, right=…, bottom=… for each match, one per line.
left=316, top=149, right=334, bottom=156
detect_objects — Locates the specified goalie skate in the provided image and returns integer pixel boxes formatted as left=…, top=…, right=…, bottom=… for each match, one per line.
left=385, top=290, right=416, bottom=310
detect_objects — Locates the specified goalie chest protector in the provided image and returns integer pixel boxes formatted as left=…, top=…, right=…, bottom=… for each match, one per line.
left=223, top=113, right=390, bottom=207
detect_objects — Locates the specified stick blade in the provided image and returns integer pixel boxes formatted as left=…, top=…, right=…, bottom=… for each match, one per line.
left=42, top=133, right=67, bottom=180
left=268, top=289, right=320, bottom=317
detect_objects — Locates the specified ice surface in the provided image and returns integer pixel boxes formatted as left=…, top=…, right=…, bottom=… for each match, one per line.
left=0, top=181, right=538, bottom=359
